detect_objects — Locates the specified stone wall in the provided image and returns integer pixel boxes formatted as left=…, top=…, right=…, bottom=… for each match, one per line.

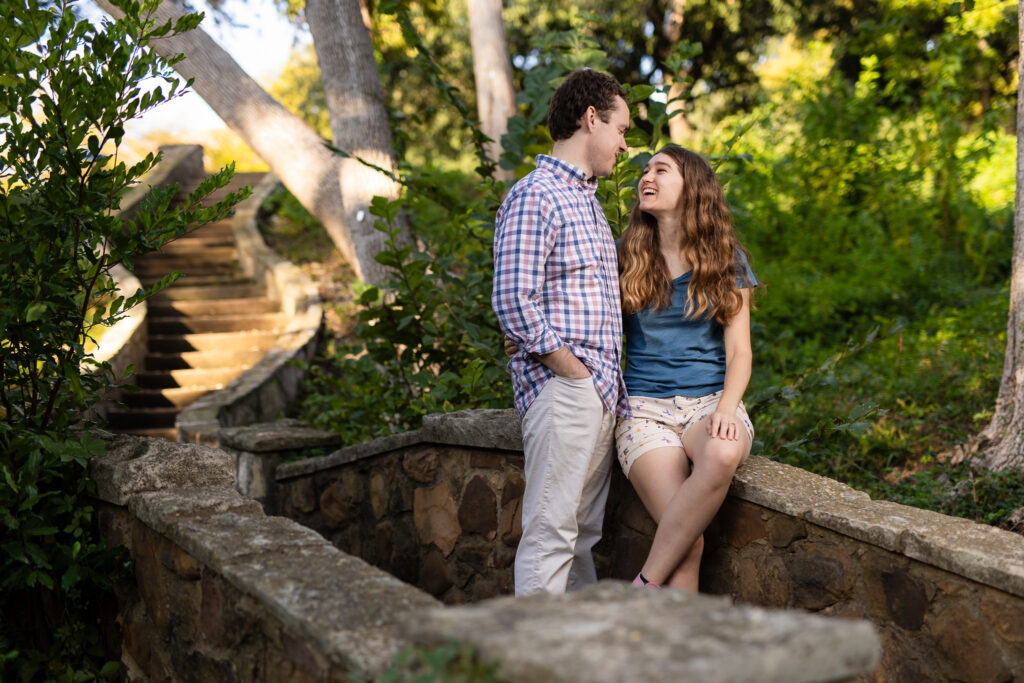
left=91, top=432, right=880, bottom=683
left=701, top=472, right=1024, bottom=682
left=268, top=409, right=1024, bottom=682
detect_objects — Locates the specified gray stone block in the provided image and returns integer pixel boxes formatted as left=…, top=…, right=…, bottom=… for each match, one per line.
left=405, top=581, right=881, bottom=683
left=731, top=456, right=870, bottom=517
left=168, top=512, right=330, bottom=571
left=90, top=435, right=234, bottom=505
left=902, top=516, right=1024, bottom=599
left=276, top=429, right=427, bottom=481
left=130, top=486, right=264, bottom=538
left=422, top=409, right=522, bottom=451
left=218, top=419, right=343, bottom=452
left=218, top=543, right=439, bottom=676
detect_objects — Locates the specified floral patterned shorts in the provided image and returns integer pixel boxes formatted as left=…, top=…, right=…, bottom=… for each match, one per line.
left=614, top=391, right=754, bottom=478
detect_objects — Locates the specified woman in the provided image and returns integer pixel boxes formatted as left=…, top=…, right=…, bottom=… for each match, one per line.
left=617, top=145, right=756, bottom=590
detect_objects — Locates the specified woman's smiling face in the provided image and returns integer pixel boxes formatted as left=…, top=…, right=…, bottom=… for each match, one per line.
left=637, top=152, right=684, bottom=219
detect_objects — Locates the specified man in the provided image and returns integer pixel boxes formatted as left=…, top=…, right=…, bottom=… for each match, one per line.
left=492, top=69, right=631, bottom=595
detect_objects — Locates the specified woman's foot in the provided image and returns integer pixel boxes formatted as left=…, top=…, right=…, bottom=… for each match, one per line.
left=632, top=572, right=660, bottom=589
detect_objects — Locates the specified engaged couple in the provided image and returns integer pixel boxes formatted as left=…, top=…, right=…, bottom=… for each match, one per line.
left=492, top=69, right=757, bottom=595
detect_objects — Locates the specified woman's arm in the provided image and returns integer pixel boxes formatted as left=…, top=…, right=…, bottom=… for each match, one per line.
left=707, top=288, right=753, bottom=440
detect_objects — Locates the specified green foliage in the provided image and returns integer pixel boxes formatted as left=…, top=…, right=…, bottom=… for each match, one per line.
left=750, top=285, right=1010, bottom=522
left=883, top=461, right=1024, bottom=528
left=258, top=183, right=329, bottom=262
left=720, top=12, right=1017, bottom=524
left=0, top=0, right=247, bottom=677
left=298, top=171, right=510, bottom=441
left=724, top=35, right=1011, bottom=360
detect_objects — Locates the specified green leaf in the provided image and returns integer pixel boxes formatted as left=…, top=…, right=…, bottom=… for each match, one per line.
left=628, top=84, right=656, bottom=102
left=25, top=302, right=46, bottom=322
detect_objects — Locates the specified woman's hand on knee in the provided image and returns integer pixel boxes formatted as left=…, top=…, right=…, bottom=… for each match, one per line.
left=706, top=409, right=740, bottom=441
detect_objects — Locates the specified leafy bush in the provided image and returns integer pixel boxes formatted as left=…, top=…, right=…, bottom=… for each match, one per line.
left=0, top=1, right=246, bottom=677
left=299, top=184, right=510, bottom=442
left=718, top=22, right=1017, bottom=524
left=749, top=286, right=1008, bottom=515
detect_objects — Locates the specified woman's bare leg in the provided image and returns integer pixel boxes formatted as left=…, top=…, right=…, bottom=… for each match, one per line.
left=626, top=446, right=702, bottom=590
left=634, top=416, right=750, bottom=586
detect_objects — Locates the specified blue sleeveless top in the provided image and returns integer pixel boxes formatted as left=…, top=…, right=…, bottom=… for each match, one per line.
left=623, top=254, right=756, bottom=398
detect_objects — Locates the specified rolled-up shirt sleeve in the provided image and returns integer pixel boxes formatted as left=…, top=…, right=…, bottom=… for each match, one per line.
left=492, top=188, right=563, bottom=356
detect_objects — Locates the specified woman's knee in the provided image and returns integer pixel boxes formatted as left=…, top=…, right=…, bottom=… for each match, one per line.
left=702, top=440, right=749, bottom=479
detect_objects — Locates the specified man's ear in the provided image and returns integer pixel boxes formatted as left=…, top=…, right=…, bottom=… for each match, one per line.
left=580, top=105, right=598, bottom=132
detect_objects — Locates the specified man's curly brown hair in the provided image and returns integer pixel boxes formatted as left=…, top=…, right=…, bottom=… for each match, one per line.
left=547, top=69, right=628, bottom=142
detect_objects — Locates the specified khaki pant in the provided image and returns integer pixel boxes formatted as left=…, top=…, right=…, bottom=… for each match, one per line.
left=515, top=375, right=616, bottom=595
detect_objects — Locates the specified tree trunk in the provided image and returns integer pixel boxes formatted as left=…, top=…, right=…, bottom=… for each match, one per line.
left=95, top=0, right=391, bottom=283
left=306, top=0, right=405, bottom=284
left=978, top=0, right=1024, bottom=471
left=662, top=0, right=692, bottom=144
left=467, top=0, right=516, bottom=180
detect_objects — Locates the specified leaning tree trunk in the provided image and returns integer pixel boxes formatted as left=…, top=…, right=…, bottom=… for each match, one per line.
left=95, top=0, right=393, bottom=283
left=306, top=0, right=405, bottom=284
left=467, top=0, right=516, bottom=180
left=978, top=0, right=1024, bottom=471
left=661, top=0, right=692, bottom=144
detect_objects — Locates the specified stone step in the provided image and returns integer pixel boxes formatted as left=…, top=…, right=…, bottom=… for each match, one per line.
left=145, top=349, right=269, bottom=370
left=140, top=273, right=255, bottom=289
left=159, top=233, right=235, bottom=250
left=112, top=426, right=178, bottom=441
left=149, top=297, right=279, bottom=318
left=148, top=313, right=286, bottom=335
left=135, top=257, right=239, bottom=270
left=107, top=172, right=270, bottom=440
left=176, top=222, right=235, bottom=239
left=134, top=366, right=248, bottom=388
left=136, top=270, right=243, bottom=286
left=134, top=255, right=240, bottom=271
left=107, top=406, right=179, bottom=429
left=122, top=387, right=211, bottom=408
left=150, top=282, right=266, bottom=301
left=149, top=330, right=278, bottom=354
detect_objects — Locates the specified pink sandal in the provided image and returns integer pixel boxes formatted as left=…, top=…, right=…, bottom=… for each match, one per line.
left=632, top=573, right=660, bottom=589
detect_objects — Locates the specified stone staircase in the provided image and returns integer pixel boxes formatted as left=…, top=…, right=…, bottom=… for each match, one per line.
left=108, top=171, right=284, bottom=440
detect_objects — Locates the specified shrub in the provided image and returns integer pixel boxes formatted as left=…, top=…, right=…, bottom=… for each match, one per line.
left=0, top=1, right=246, bottom=677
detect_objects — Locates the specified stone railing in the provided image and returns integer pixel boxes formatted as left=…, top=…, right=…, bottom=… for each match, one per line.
left=91, top=432, right=880, bottom=682
left=91, top=145, right=206, bottom=419
left=176, top=174, right=322, bottom=445
left=263, top=409, right=1024, bottom=682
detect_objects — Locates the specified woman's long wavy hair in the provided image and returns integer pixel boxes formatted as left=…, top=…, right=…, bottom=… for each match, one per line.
left=618, top=145, right=753, bottom=324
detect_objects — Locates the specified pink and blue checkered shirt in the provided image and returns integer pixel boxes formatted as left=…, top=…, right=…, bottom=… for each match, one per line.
left=492, top=155, right=630, bottom=419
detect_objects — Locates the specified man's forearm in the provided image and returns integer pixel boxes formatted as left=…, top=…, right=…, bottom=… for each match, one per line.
left=535, top=346, right=591, bottom=379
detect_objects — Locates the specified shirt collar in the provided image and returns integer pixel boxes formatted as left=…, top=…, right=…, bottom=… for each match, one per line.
left=536, top=155, right=598, bottom=196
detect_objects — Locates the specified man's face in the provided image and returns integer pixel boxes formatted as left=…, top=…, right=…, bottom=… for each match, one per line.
left=587, top=96, right=630, bottom=178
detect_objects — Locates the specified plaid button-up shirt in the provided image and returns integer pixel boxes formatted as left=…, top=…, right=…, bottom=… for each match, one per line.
left=492, top=155, right=630, bottom=419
